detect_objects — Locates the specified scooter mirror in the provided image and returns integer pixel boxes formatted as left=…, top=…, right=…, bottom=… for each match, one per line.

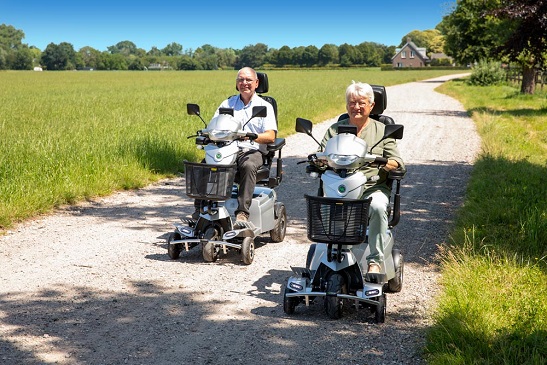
left=187, top=103, right=200, bottom=116
left=384, top=124, right=404, bottom=140
left=295, top=118, right=313, bottom=135
left=251, top=106, right=267, bottom=118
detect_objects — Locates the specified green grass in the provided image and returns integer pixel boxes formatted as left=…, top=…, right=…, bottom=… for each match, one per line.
left=0, top=68, right=463, bottom=229
left=424, top=81, right=547, bottom=364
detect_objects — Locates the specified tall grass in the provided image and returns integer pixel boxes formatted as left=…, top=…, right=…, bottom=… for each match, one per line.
left=425, top=81, right=547, bottom=364
left=0, top=68, right=463, bottom=229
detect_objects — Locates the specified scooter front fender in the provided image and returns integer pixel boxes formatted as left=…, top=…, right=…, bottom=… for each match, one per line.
left=310, top=243, right=359, bottom=273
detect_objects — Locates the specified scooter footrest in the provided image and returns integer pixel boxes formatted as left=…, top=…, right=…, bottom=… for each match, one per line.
left=179, top=218, right=196, bottom=225
left=365, top=273, right=388, bottom=284
left=234, top=221, right=254, bottom=229
left=290, top=266, right=312, bottom=278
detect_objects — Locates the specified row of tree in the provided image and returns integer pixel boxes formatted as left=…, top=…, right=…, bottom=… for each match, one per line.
left=1, top=0, right=545, bottom=93
left=1, top=23, right=452, bottom=72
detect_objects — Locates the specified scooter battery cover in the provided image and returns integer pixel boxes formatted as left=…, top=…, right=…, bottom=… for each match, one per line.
left=184, top=161, right=237, bottom=201
left=305, top=195, right=371, bottom=244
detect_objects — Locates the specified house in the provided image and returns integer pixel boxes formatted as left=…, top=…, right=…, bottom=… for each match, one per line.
left=391, top=38, right=429, bottom=68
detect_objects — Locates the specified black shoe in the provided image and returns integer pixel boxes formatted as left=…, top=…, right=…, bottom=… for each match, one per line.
left=191, top=210, right=200, bottom=220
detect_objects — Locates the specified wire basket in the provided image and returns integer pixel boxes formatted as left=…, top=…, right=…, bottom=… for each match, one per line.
left=184, top=161, right=237, bottom=201
left=305, top=194, right=371, bottom=244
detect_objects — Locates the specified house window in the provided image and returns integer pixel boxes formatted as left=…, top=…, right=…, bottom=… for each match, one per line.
left=410, top=51, right=415, bottom=58
left=401, top=51, right=406, bottom=59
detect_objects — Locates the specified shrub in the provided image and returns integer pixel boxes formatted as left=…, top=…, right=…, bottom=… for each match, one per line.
left=467, top=59, right=506, bottom=86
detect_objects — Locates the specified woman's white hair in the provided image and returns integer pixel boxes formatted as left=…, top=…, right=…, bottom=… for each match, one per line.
left=345, top=81, right=375, bottom=104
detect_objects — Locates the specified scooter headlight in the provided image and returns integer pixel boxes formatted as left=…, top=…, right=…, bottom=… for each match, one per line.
left=209, top=129, right=233, bottom=140
left=329, top=154, right=359, bottom=166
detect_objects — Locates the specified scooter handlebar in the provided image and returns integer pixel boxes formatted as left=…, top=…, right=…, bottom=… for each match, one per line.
left=246, top=132, right=258, bottom=140
left=374, top=156, right=388, bottom=165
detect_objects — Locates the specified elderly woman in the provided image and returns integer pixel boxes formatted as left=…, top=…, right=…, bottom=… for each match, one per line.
left=319, top=81, right=405, bottom=274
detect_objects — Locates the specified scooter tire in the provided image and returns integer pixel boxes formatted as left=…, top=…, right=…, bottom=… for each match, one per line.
left=240, top=237, right=255, bottom=265
left=387, top=249, right=404, bottom=293
left=283, top=286, right=298, bottom=314
left=202, top=225, right=221, bottom=263
left=374, top=294, right=386, bottom=324
left=270, top=203, right=287, bottom=243
left=306, top=244, right=317, bottom=270
left=325, top=273, right=345, bottom=319
left=167, top=232, right=182, bottom=260
left=202, top=241, right=218, bottom=262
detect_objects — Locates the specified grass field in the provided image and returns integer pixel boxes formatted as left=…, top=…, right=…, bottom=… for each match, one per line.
left=1, top=68, right=545, bottom=363
left=0, top=68, right=464, bottom=229
left=424, top=81, right=547, bottom=364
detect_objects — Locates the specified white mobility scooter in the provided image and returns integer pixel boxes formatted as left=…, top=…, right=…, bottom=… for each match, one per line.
left=283, top=85, right=406, bottom=322
left=167, top=72, right=287, bottom=265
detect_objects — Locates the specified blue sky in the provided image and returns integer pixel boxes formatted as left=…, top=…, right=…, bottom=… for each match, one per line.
left=1, top=1, right=456, bottom=52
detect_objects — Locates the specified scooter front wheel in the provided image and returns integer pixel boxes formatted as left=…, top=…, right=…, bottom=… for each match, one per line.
left=325, top=273, right=345, bottom=319
left=167, top=232, right=182, bottom=260
left=202, top=225, right=221, bottom=262
left=240, top=237, right=255, bottom=265
left=283, top=285, right=298, bottom=314
left=374, top=294, right=386, bottom=323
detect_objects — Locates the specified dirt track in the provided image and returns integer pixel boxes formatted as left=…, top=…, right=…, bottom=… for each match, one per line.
left=0, top=73, right=480, bottom=365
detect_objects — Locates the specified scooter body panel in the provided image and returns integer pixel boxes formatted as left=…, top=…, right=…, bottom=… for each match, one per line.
left=204, top=143, right=238, bottom=165
left=322, top=170, right=367, bottom=199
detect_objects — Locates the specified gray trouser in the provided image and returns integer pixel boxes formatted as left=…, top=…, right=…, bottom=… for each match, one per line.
left=234, top=149, right=263, bottom=215
left=194, top=149, right=263, bottom=216
left=362, top=189, right=390, bottom=265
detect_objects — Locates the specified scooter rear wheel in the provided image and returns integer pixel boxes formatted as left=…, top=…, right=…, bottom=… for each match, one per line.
left=325, top=273, right=345, bottom=319
left=270, top=203, right=287, bottom=243
left=387, top=249, right=404, bottom=293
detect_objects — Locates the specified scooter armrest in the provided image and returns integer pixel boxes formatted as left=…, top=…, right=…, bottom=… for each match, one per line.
left=388, top=168, right=406, bottom=180
left=266, top=137, right=286, bottom=152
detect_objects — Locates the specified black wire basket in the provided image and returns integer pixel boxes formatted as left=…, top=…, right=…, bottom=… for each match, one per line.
left=184, top=161, right=237, bottom=201
left=305, top=194, right=371, bottom=244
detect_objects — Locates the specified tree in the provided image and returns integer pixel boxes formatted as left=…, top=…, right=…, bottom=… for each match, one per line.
left=273, top=45, right=294, bottom=67
left=235, top=43, right=268, bottom=69
left=401, top=29, right=446, bottom=55
left=41, top=42, right=77, bottom=70
left=11, top=46, right=33, bottom=70
left=108, top=41, right=138, bottom=56
left=301, top=45, right=318, bottom=67
left=0, top=24, right=24, bottom=50
left=356, top=42, right=383, bottom=67
left=78, top=46, right=101, bottom=69
left=318, top=44, right=338, bottom=66
left=161, top=42, right=182, bottom=56
left=338, top=43, right=362, bottom=66
left=440, top=0, right=509, bottom=65
left=490, top=0, right=547, bottom=93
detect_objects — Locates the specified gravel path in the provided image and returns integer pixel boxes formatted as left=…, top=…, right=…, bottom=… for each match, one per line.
left=0, top=73, right=480, bottom=365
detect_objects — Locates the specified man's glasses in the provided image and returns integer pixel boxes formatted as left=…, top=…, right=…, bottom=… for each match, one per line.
left=236, top=78, right=256, bottom=83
